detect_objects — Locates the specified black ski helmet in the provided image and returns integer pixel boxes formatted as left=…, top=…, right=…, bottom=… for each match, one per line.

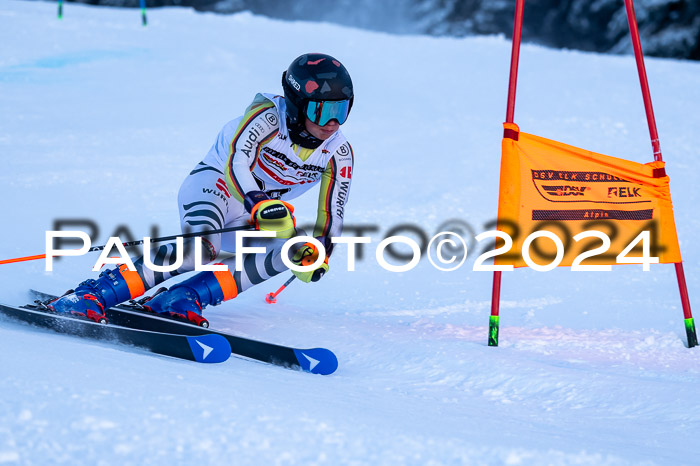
left=281, top=53, right=354, bottom=127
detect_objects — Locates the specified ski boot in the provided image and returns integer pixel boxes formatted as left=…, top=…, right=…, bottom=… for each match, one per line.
left=47, top=264, right=146, bottom=324
left=139, top=270, right=237, bottom=328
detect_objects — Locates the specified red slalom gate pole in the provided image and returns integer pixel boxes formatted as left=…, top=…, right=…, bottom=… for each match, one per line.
left=624, top=0, right=661, bottom=161
left=624, top=0, right=696, bottom=347
left=505, top=0, right=525, bottom=124
left=489, top=0, right=525, bottom=347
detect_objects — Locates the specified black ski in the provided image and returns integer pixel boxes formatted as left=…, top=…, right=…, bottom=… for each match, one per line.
left=0, top=302, right=231, bottom=363
left=30, top=290, right=339, bottom=375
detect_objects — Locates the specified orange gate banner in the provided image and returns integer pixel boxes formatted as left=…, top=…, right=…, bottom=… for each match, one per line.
left=496, top=123, right=682, bottom=267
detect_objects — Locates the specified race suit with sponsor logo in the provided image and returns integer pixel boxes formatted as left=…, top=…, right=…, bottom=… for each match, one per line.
left=202, top=93, right=353, bottom=243
left=135, top=93, right=354, bottom=291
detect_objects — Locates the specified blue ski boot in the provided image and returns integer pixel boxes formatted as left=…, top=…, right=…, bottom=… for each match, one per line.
left=48, top=264, right=146, bottom=324
left=141, top=270, right=237, bottom=328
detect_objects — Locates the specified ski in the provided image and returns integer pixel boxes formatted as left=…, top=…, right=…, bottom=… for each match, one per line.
left=30, top=290, right=339, bottom=375
left=0, top=302, right=231, bottom=364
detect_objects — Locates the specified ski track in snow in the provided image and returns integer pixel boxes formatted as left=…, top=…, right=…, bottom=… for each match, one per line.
left=1, top=1, right=699, bottom=464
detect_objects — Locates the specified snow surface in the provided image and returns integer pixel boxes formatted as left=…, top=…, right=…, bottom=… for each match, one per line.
left=1, top=1, right=699, bottom=464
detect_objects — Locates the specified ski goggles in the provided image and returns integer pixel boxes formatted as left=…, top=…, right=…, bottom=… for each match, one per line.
left=305, top=99, right=351, bottom=126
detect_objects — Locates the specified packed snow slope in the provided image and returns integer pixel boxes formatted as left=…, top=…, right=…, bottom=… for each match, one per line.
left=1, top=2, right=699, bottom=464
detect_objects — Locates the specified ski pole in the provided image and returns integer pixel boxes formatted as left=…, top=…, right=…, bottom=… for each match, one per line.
left=0, top=224, right=256, bottom=266
left=265, top=275, right=296, bottom=304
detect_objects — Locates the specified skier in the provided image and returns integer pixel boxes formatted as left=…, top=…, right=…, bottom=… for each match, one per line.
left=48, top=53, right=355, bottom=325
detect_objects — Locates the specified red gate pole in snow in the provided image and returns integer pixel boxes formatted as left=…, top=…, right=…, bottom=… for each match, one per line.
left=488, top=0, right=525, bottom=346
left=624, top=0, right=697, bottom=347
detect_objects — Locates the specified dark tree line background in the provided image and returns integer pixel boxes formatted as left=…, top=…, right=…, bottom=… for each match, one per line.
left=57, top=0, right=700, bottom=60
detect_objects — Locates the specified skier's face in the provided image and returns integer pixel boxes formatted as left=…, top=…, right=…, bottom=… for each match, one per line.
left=304, top=117, right=339, bottom=140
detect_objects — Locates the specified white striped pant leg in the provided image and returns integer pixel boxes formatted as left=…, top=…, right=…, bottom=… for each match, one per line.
left=137, top=162, right=243, bottom=288
left=218, top=229, right=308, bottom=294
